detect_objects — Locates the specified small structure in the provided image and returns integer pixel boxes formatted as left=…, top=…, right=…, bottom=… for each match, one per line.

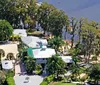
left=1, top=60, right=13, bottom=70
left=13, top=29, right=27, bottom=37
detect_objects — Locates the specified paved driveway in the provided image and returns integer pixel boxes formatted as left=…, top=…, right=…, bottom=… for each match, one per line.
left=14, top=75, right=43, bottom=85
left=14, top=61, right=43, bottom=85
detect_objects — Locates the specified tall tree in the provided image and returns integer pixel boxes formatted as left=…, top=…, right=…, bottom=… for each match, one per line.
left=0, top=0, right=37, bottom=29
left=48, top=9, right=69, bottom=37
left=80, top=20, right=100, bottom=63
left=0, top=20, right=13, bottom=42
left=37, top=2, right=56, bottom=34
left=78, top=18, right=84, bottom=44
left=70, top=17, right=78, bottom=48
left=46, top=55, right=66, bottom=79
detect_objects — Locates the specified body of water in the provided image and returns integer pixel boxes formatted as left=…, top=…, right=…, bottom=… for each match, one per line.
left=38, top=0, right=100, bottom=22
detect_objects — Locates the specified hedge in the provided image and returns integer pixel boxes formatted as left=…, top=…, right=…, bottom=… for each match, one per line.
left=6, top=70, right=15, bottom=85
left=6, top=77, right=15, bottom=85
left=6, top=70, right=14, bottom=77
left=40, top=81, right=48, bottom=85
left=40, top=75, right=54, bottom=85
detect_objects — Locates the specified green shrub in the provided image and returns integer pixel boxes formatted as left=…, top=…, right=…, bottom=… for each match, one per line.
left=40, top=75, right=54, bottom=85
left=35, top=64, right=43, bottom=75
left=36, top=70, right=43, bottom=75
left=6, top=70, right=14, bottom=77
left=40, top=81, right=48, bottom=85
left=6, top=77, right=15, bottom=85
left=44, top=75, right=54, bottom=83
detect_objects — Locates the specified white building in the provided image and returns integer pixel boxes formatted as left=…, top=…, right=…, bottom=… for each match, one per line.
left=27, top=47, right=56, bottom=64
left=21, top=36, right=48, bottom=48
left=27, top=47, right=73, bottom=64
left=13, top=29, right=27, bottom=37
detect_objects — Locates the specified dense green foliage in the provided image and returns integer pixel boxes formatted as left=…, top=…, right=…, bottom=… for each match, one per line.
left=35, top=64, right=43, bottom=75
left=6, top=70, right=15, bottom=85
left=46, top=55, right=66, bottom=78
left=6, top=77, right=15, bottom=85
left=37, top=2, right=69, bottom=36
left=37, top=2, right=56, bottom=34
left=48, top=9, right=69, bottom=37
left=80, top=20, right=100, bottom=63
left=88, top=63, right=100, bottom=84
left=40, top=81, right=48, bottom=85
left=40, top=75, right=54, bottom=85
left=6, top=70, right=15, bottom=77
left=48, top=37, right=64, bottom=52
left=0, top=0, right=37, bottom=29
left=0, top=20, right=13, bottom=41
left=24, top=56, right=36, bottom=74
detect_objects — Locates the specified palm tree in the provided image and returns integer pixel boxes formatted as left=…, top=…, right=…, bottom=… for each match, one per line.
left=0, top=49, right=5, bottom=62
left=7, top=53, right=15, bottom=60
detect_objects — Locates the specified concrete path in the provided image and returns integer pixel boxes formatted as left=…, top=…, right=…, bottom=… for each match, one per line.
left=14, top=61, right=43, bottom=85
left=14, top=75, right=43, bottom=85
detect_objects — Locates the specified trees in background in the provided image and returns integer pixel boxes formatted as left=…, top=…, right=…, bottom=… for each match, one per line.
left=0, top=0, right=37, bottom=29
left=69, top=17, right=78, bottom=48
left=48, top=9, right=69, bottom=37
left=0, top=20, right=13, bottom=42
left=15, top=0, right=37, bottom=29
left=37, top=2, right=69, bottom=36
left=37, top=2, right=56, bottom=34
left=48, top=37, right=64, bottom=53
left=80, top=20, right=100, bottom=63
left=46, top=55, right=66, bottom=79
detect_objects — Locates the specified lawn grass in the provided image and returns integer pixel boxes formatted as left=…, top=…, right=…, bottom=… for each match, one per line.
left=49, top=82, right=76, bottom=85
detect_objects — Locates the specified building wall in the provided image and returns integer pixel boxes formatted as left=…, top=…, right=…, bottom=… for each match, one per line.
left=0, top=43, right=18, bottom=60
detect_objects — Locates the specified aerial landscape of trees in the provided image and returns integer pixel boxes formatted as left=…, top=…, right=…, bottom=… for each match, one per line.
left=0, top=0, right=100, bottom=85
